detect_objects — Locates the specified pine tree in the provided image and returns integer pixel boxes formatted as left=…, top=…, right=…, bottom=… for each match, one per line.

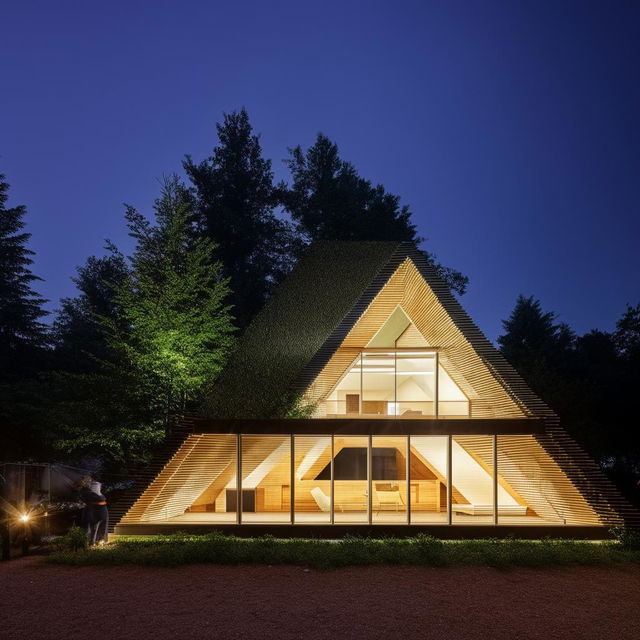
left=0, top=174, right=48, bottom=378
left=53, top=250, right=128, bottom=373
left=497, top=295, right=574, bottom=373
left=282, top=134, right=468, bottom=294
left=184, top=109, right=297, bottom=327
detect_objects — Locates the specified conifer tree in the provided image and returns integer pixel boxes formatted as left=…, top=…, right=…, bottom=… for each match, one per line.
left=184, top=109, right=297, bottom=326
left=282, top=134, right=468, bottom=294
left=0, top=174, right=48, bottom=378
left=53, top=251, right=128, bottom=373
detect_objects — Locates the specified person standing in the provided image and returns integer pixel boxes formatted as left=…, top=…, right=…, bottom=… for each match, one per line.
left=80, top=478, right=108, bottom=544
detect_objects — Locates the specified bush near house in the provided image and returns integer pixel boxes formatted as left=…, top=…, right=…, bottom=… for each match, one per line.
left=46, top=530, right=640, bottom=570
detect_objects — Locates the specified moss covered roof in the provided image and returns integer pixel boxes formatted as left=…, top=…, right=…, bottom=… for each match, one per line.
left=201, top=241, right=405, bottom=418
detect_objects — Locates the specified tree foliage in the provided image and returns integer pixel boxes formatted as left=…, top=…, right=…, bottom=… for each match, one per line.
left=53, top=251, right=128, bottom=373
left=47, top=177, right=236, bottom=467
left=498, top=295, right=640, bottom=506
left=105, top=176, right=235, bottom=421
left=282, top=133, right=468, bottom=294
left=0, top=174, right=48, bottom=378
left=184, top=109, right=297, bottom=327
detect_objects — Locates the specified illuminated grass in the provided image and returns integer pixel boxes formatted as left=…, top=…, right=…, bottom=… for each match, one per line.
left=46, top=532, right=640, bottom=569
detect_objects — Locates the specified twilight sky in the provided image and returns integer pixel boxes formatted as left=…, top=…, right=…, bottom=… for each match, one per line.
left=2, top=1, right=639, bottom=342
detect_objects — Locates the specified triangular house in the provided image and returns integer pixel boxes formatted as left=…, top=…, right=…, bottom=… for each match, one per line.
left=114, top=242, right=636, bottom=535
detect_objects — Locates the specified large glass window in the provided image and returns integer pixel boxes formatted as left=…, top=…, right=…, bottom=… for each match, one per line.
left=176, top=434, right=237, bottom=523
left=293, top=436, right=331, bottom=524
left=361, top=352, right=396, bottom=416
left=324, top=350, right=468, bottom=417
left=451, top=435, right=494, bottom=524
left=396, top=352, right=436, bottom=416
left=127, top=432, right=581, bottom=528
left=241, top=435, right=291, bottom=523
left=497, top=435, right=559, bottom=525
left=409, top=436, right=449, bottom=524
left=331, top=436, right=369, bottom=523
left=372, top=436, right=408, bottom=523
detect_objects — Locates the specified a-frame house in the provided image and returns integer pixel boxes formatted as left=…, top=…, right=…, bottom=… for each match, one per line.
left=113, top=242, right=637, bottom=536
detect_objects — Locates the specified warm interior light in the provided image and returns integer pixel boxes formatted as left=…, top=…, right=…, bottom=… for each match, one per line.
left=19, top=514, right=30, bottom=522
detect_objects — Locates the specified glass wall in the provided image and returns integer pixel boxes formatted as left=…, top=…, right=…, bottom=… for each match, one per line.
left=241, top=435, right=291, bottom=523
left=162, top=434, right=556, bottom=528
left=333, top=436, right=369, bottom=523
left=293, top=436, right=332, bottom=524
left=451, top=435, right=494, bottom=524
left=179, top=434, right=237, bottom=522
left=361, top=352, right=396, bottom=416
left=409, top=436, right=448, bottom=524
left=323, top=350, right=469, bottom=418
left=497, top=435, right=558, bottom=524
left=372, top=436, right=408, bottom=523
left=396, top=352, right=436, bottom=416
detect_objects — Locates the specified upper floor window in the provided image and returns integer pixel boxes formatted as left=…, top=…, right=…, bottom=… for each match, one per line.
left=322, top=349, right=469, bottom=418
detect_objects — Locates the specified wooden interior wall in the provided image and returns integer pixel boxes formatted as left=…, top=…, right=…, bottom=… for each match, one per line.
left=305, top=259, right=526, bottom=418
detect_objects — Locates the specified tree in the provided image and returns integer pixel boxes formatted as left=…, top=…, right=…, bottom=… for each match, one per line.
left=282, top=133, right=468, bottom=294
left=105, top=175, right=235, bottom=424
left=49, top=177, right=236, bottom=467
left=497, top=295, right=574, bottom=375
left=0, top=174, right=50, bottom=460
left=52, top=251, right=128, bottom=373
left=0, top=174, right=48, bottom=379
left=498, top=296, right=640, bottom=507
left=184, top=109, right=297, bottom=327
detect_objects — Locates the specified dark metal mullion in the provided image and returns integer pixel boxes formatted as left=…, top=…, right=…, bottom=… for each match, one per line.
left=406, top=435, right=411, bottom=525
left=493, top=435, right=498, bottom=525
left=368, top=434, right=373, bottom=525
left=330, top=434, right=335, bottom=525
left=236, top=434, right=242, bottom=525
left=435, top=351, right=439, bottom=419
left=447, top=434, right=452, bottom=525
left=290, top=434, right=295, bottom=525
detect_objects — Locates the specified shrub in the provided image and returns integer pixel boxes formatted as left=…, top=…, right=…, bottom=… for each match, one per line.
left=55, top=526, right=88, bottom=552
left=610, top=527, right=640, bottom=550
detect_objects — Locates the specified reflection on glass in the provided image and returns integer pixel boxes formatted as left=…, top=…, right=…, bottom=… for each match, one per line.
left=331, top=437, right=369, bottom=523
left=294, top=436, right=331, bottom=524
left=241, top=435, right=291, bottom=523
left=409, top=436, right=448, bottom=524
left=372, top=437, right=408, bottom=523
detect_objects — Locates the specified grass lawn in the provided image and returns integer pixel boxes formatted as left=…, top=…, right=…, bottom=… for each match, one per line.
left=46, top=530, right=640, bottom=569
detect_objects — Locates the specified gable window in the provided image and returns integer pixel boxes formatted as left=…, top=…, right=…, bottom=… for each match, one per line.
left=323, top=349, right=469, bottom=418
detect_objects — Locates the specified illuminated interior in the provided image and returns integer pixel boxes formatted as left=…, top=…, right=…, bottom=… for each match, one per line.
left=322, top=350, right=469, bottom=417
left=119, top=433, right=584, bottom=525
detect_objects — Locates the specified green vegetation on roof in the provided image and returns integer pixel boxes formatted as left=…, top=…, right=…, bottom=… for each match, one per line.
left=202, top=241, right=402, bottom=418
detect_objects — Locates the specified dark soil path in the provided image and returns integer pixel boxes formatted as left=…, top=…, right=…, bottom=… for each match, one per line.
left=1, top=557, right=639, bottom=639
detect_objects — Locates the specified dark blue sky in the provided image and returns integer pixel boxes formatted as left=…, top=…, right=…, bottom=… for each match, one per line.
left=2, top=1, right=638, bottom=341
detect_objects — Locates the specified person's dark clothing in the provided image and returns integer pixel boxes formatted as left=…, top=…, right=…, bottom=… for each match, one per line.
left=79, top=487, right=109, bottom=544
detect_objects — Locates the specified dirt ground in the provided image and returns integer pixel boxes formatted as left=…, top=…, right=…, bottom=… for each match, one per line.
left=1, top=557, right=639, bottom=640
